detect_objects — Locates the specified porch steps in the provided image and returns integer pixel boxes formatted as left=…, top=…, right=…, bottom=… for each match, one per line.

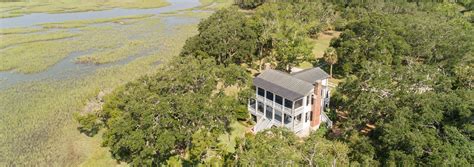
left=254, top=118, right=273, bottom=132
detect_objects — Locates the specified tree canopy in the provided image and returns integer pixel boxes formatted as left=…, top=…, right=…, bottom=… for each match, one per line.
left=329, top=2, right=473, bottom=165
left=77, top=57, right=251, bottom=166
left=77, top=1, right=473, bottom=166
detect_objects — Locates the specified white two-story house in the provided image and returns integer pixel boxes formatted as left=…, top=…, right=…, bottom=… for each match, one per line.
left=248, top=67, right=332, bottom=135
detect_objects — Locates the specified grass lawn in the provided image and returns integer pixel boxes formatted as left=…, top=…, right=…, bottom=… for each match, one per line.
left=298, top=30, right=341, bottom=69
left=218, top=121, right=249, bottom=153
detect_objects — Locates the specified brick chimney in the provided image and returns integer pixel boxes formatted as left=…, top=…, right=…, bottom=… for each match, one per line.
left=264, top=63, right=271, bottom=70
left=311, top=82, right=322, bottom=127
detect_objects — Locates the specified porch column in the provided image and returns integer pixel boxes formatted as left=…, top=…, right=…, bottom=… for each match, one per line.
left=272, top=93, right=275, bottom=122
left=281, top=99, right=285, bottom=126
left=254, top=87, right=258, bottom=111
left=292, top=101, right=295, bottom=130
left=263, top=89, right=266, bottom=118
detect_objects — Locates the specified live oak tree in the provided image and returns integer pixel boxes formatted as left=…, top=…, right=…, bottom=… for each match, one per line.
left=181, top=7, right=259, bottom=67
left=182, top=4, right=335, bottom=72
left=233, top=128, right=302, bottom=166
left=77, top=57, right=251, bottom=166
left=329, top=3, right=473, bottom=165
left=299, top=129, right=350, bottom=167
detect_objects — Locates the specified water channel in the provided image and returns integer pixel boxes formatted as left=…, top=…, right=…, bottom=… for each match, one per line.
left=0, top=0, right=203, bottom=89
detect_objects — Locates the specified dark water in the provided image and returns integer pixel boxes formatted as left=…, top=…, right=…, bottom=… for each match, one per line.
left=0, top=0, right=203, bottom=89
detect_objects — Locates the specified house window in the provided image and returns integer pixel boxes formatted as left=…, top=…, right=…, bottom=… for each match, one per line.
left=265, top=105, right=273, bottom=120
left=284, top=99, right=293, bottom=109
left=284, top=114, right=292, bottom=124
left=275, top=110, right=282, bottom=122
left=311, top=95, right=314, bottom=105
left=306, top=112, right=310, bottom=122
left=296, top=114, right=302, bottom=124
left=249, top=98, right=256, bottom=109
left=258, top=87, right=265, bottom=97
left=266, top=91, right=274, bottom=101
left=257, top=102, right=264, bottom=114
left=306, top=96, right=310, bottom=106
left=275, top=95, right=283, bottom=105
left=294, top=99, right=303, bottom=109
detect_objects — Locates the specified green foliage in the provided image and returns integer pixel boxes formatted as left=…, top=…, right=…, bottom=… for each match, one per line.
left=182, top=2, right=337, bottom=72
left=234, top=0, right=265, bottom=9
left=234, top=128, right=302, bottom=166
left=181, top=7, right=258, bottom=66
left=77, top=57, right=251, bottom=166
left=299, top=132, right=350, bottom=167
left=231, top=127, right=350, bottom=166
left=329, top=1, right=474, bottom=165
left=74, top=113, right=101, bottom=136
left=323, top=47, right=337, bottom=77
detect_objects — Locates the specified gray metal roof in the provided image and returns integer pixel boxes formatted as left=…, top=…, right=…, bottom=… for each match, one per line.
left=291, top=67, right=329, bottom=84
left=253, top=69, right=314, bottom=101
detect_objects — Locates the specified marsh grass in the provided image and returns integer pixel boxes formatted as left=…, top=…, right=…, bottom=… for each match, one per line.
left=75, top=40, right=148, bottom=64
left=0, top=30, right=77, bottom=48
left=0, top=16, right=199, bottom=166
left=0, top=16, right=164, bottom=73
left=0, top=27, right=44, bottom=35
left=0, top=0, right=169, bottom=18
left=39, top=14, right=155, bottom=29
left=0, top=37, right=79, bottom=73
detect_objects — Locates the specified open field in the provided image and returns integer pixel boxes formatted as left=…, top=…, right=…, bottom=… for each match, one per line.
left=0, top=14, right=202, bottom=166
left=298, top=30, right=341, bottom=69
left=312, top=31, right=341, bottom=59
left=0, top=0, right=170, bottom=18
left=218, top=121, right=249, bottom=153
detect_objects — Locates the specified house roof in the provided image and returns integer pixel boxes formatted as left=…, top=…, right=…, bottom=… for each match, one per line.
left=291, top=67, right=329, bottom=84
left=253, top=69, right=314, bottom=101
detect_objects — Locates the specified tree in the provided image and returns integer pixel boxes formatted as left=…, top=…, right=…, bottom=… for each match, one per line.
left=328, top=3, right=473, bottom=165
left=323, top=47, right=338, bottom=77
left=233, top=128, right=302, bottom=166
left=299, top=131, right=350, bottom=167
left=181, top=7, right=259, bottom=66
left=78, top=57, right=251, bottom=166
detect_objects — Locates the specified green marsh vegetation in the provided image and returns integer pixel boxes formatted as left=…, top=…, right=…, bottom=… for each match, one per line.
left=0, top=14, right=170, bottom=73
left=0, top=30, right=77, bottom=49
left=0, top=0, right=170, bottom=18
left=0, top=27, right=43, bottom=35
left=0, top=12, right=202, bottom=166
left=0, top=31, right=79, bottom=73
left=39, top=14, right=155, bottom=29
left=197, top=0, right=234, bottom=10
